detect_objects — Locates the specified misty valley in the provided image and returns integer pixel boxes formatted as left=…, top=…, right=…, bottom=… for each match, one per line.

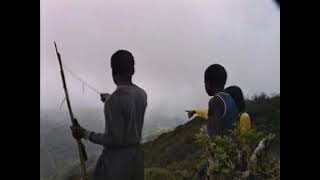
left=40, top=108, right=180, bottom=180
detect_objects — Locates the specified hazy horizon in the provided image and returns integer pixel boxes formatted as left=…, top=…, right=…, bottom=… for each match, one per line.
left=41, top=0, right=279, bottom=123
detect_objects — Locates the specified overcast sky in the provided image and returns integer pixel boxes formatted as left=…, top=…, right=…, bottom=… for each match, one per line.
left=41, top=0, right=279, bottom=122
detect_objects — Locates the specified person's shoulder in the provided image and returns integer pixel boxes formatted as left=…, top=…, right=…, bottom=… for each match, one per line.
left=108, top=88, right=130, bottom=103
left=208, top=95, right=225, bottom=116
left=133, top=84, right=147, bottom=97
left=112, top=88, right=127, bottom=97
left=209, top=95, right=223, bottom=106
left=133, top=84, right=145, bottom=92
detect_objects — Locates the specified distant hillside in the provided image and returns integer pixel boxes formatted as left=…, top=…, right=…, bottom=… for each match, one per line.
left=142, top=127, right=172, bottom=143
left=66, top=94, right=280, bottom=180
left=143, top=117, right=207, bottom=178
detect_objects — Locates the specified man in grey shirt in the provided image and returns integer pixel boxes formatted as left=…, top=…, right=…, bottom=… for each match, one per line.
left=71, top=50, right=147, bottom=180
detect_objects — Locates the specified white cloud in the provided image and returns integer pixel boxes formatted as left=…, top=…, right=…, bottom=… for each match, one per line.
left=41, top=0, right=279, bottom=122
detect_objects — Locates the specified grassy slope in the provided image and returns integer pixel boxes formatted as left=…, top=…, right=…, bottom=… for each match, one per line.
left=67, top=95, right=280, bottom=180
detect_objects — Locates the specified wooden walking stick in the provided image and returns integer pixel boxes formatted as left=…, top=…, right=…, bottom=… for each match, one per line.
left=54, top=42, right=89, bottom=180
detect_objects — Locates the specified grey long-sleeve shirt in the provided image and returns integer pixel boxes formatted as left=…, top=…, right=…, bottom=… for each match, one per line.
left=85, top=84, right=147, bottom=148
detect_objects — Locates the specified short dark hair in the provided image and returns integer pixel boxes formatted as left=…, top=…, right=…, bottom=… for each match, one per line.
left=204, top=64, right=227, bottom=89
left=110, top=50, right=135, bottom=76
left=224, top=86, right=245, bottom=112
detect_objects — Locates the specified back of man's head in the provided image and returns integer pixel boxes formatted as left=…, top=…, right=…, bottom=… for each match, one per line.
left=224, top=85, right=245, bottom=112
left=111, top=50, right=135, bottom=76
left=204, top=64, right=227, bottom=90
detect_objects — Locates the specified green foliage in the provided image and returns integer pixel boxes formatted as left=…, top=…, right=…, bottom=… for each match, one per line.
left=195, top=123, right=280, bottom=179
left=250, top=154, right=280, bottom=180
left=167, top=160, right=199, bottom=180
left=208, top=136, right=237, bottom=176
left=247, top=95, right=280, bottom=156
left=144, top=168, right=176, bottom=180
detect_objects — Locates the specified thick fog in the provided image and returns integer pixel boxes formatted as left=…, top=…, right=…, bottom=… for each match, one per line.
left=41, top=0, right=279, bottom=123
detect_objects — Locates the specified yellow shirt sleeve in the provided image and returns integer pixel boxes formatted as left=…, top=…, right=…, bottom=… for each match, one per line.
left=239, top=112, right=252, bottom=131
left=195, top=109, right=208, bottom=119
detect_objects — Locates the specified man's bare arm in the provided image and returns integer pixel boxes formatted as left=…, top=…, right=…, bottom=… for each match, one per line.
left=207, top=96, right=225, bottom=136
